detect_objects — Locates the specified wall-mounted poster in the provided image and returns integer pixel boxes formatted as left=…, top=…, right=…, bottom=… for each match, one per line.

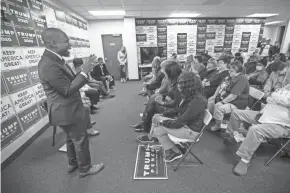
left=35, top=30, right=44, bottom=46
left=1, top=48, right=27, bottom=71
left=2, top=68, right=32, bottom=93
left=1, top=95, right=15, bottom=122
left=1, top=24, right=19, bottom=47
left=28, top=66, right=39, bottom=84
left=10, top=87, right=36, bottom=113
left=15, top=27, right=38, bottom=47
left=8, top=4, right=34, bottom=28
left=28, top=0, right=43, bottom=12
left=18, top=103, right=41, bottom=131
left=23, top=47, right=44, bottom=66
left=31, top=12, right=47, bottom=30
left=32, top=83, right=45, bottom=102
left=1, top=115, right=23, bottom=149
left=6, top=0, right=29, bottom=8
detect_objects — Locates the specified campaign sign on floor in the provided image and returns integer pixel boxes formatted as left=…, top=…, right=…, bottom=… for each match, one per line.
left=134, top=145, right=168, bottom=180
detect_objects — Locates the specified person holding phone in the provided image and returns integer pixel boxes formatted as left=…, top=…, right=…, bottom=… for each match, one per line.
left=38, top=28, right=104, bottom=178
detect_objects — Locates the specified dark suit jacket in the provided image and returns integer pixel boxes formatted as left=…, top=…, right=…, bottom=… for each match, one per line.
left=38, top=50, right=87, bottom=126
left=91, top=64, right=110, bottom=80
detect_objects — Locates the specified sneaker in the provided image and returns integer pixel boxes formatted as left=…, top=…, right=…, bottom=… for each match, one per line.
left=211, top=124, right=221, bottom=132
left=130, top=123, right=143, bottom=129
left=175, top=143, right=187, bottom=154
left=91, top=121, right=96, bottom=126
left=79, top=163, right=104, bottom=178
left=90, top=110, right=98, bottom=114
left=90, top=106, right=99, bottom=111
left=68, top=165, right=78, bottom=173
left=137, top=135, right=155, bottom=144
left=233, top=160, right=249, bottom=176
left=109, top=87, right=116, bottom=91
left=87, top=129, right=100, bottom=136
left=165, top=149, right=183, bottom=162
left=106, top=94, right=115, bottom=99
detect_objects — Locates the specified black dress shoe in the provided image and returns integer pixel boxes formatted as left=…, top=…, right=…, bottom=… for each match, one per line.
left=90, top=110, right=98, bottom=114
left=91, top=121, right=96, bottom=125
left=90, top=106, right=99, bottom=110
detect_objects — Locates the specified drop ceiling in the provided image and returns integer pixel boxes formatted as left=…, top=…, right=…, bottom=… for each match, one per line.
left=56, top=0, right=290, bottom=23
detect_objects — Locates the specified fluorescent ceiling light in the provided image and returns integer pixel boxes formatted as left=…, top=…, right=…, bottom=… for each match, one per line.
left=265, top=21, right=283, bottom=25
left=89, top=10, right=125, bottom=16
left=170, top=13, right=201, bottom=17
left=247, top=13, right=279, bottom=17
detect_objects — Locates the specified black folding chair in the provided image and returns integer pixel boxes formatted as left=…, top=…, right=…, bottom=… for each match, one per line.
left=265, top=138, right=290, bottom=166
left=168, top=109, right=213, bottom=171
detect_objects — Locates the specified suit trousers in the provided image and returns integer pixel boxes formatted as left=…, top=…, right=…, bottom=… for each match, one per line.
left=99, top=76, right=115, bottom=90
left=60, top=120, right=92, bottom=173
left=85, top=88, right=99, bottom=105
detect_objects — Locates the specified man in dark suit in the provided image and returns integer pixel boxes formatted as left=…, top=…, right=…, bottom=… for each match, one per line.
left=38, top=28, right=104, bottom=178
left=91, top=57, right=115, bottom=90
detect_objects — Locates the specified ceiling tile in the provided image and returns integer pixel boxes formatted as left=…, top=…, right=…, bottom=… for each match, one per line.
left=143, top=0, right=180, bottom=5
left=98, top=0, right=122, bottom=6
left=122, top=0, right=143, bottom=4
left=141, top=10, right=159, bottom=17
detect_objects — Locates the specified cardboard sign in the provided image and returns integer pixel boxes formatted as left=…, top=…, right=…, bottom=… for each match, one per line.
left=1, top=76, right=8, bottom=96
left=15, top=27, right=38, bottom=47
left=6, top=0, right=28, bottom=8
left=28, top=0, right=43, bottom=12
left=31, top=12, right=47, bottom=30
left=28, top=66, right=39, bottom=84
left=10, top=87, right=36, bottom=113
left=23, top=47, right=44, bottom=66
left=1, top=95, right=15, bottom=122
left=1, top=24, right=19, bottom=47
left=2, top=68, right=31, bottom=93
left=1, top=115, right=23, bottom=149
left=32, top=83, right=45, bottom=102
left=1, top=48, right=27, bottom=71
left=8, top=4, right=34, bottom=28
left=18, top=103, right=41, bottom=131
left=134, top=145, right=168, bottom=180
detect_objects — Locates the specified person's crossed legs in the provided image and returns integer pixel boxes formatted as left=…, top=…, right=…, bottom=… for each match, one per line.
left=211, top=103, right=237, bottom=131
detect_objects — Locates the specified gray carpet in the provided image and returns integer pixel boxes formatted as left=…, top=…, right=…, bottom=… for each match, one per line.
left=2, top=81, right=290, bottom=193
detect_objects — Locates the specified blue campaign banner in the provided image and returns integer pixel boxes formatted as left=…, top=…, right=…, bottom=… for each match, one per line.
left=2, top=68, right=32, bottom=93
left=17, top=103, right=41, bottom=131
left=134, top=145, right=168, bottom=180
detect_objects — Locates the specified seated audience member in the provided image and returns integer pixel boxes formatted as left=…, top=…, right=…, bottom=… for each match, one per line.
left=202, top=55, right=230, bottom=98
left=145, top=62, right=165, bottom=97
left=199, top=58, right=218, bottom=80
left=224, top=85, right=290, bottom=176
left=91, top=57, right=115, bottom=90
left=244, top=54, right=259, bottom=74
left=268, top=41, right=281, bottom=62
left=264, top=61, right=290, bottom=97
left=201, top=52, right=212, bottom=66
left=234, top=53, right=244, bottom=65
left=140, top=56, right=162, bottom=96
left=131, top=61, right=182, bottom=133
left=72, top=58, right=115, bottom=99
left=137, top=72, right=207, bottom=162
left=171, top=53, right=178, bottom=62
left=72, top=58, right=100, bottom=112
left=246, top=59, right=269, bottom=89
left=266, top=53, right=287, bottom=75
left=192, top=55, right=206, bottom=74
left=183, top=55, right=194, bottom=72
left=208, top=61, right=250, bottom=132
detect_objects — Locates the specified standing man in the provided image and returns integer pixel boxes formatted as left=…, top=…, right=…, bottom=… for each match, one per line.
left=38, top=28, right=104, bottom=178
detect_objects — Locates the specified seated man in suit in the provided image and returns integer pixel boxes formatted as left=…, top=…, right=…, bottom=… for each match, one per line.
left=91, top=57, right=115, bottom=90
left=38, top=28, right=104, bottom=178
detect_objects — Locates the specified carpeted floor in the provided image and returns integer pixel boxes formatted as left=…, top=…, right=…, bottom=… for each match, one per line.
left=2, top=81, right=290, bottom=193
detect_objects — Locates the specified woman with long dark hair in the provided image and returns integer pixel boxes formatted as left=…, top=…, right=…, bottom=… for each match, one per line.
left=118, top=46, right=127, bottom=83
left=131, top=60, right=182, bottom=133
left=137, top=71, right=207, bottom=162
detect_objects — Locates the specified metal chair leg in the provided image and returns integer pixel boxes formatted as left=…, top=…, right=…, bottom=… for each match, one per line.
left=265, top=139, right=290, bottom=166
left=189, top=151, right=203, bottom=164
left=174, top=148, right=191, bottom=171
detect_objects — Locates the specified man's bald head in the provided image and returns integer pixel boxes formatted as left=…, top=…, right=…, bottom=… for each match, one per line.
left=42, top=28, right=71, bottom=57
left=41, top=28, right=68, bottom=44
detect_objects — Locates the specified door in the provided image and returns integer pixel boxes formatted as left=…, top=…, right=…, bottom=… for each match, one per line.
left=277, top=26, right=286, bottom=45
left=102, top=34, right=123, bottom=80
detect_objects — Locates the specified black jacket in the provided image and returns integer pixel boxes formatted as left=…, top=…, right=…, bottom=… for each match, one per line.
left=91, top=64, right=110, bottom=80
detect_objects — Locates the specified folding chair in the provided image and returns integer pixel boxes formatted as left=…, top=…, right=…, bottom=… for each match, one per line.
left=249, top=87, right=264, bottom=110
left=265, top=137, right=290, bottom=166
left=168, top=109, right=213, bottom=171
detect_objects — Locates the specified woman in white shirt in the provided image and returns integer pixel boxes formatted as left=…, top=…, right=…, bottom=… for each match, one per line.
left=118, top=46, right=127, bottom=83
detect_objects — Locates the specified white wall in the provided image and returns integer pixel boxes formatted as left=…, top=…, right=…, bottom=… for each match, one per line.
left=88, top=19, right=124, bottom=58
left=123, top=18, right=139, bottom=80
left=263, top=25, right=279, bottom=44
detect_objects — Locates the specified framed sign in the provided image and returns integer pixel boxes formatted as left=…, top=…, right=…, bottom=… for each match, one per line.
left=15, top=27, right=38, bottom=47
